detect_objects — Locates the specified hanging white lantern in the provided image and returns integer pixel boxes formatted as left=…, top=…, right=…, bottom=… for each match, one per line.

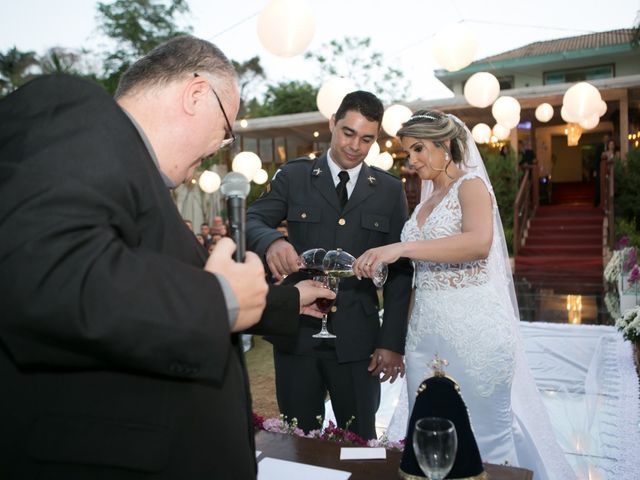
left=535, top=103, right=554, bottom=123
left=316, top=77, right=356, bottom=119
left=596, top=100, right=607, bottom=117
left=377, top=152, right=394, bottom=171
left=364, top=142, right=381, bottom=166
left=257, top=0, right=315, bottom=58
left=382, top=104, right=413, bottom=137
left=232, top=151, right=262, bottom=181
left=491, top=96, right=521, bottom=129
left=579, top=113, right=600, bottom=130
left=432, top=23, right=478, bottom=72
left=471, top=123, right=492, bottom=144
left=253, top=168, right=269, bottom=185
left=198, top=170, right=221, bottom=193
left=492, top=124, right=510, bottom=141
left=562, top=82, right=602, bottom=121
left=561, top=105, right=580, bottom=123
left=463, top=72, right=500, bottom=108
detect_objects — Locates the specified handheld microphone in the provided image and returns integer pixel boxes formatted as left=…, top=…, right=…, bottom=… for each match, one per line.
left=220, top=172, right=251, bottom=262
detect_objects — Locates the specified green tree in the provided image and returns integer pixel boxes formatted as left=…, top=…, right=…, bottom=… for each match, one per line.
left=96, top=0, right=191, bottom=93
left=0, top=47, right=38, bottom=96
left=39, top=47, right=84, bottom=75
left=248, top=80, right=318, bottom=118
left=304, top=37, right=410, bottom=104
left=231, top=56, right=266, bottom=118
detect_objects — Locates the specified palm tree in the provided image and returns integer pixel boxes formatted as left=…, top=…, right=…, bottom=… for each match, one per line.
left=0, top=47, right=38, bottom=96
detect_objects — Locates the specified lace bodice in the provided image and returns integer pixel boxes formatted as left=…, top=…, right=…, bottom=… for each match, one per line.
left=401, top=173, right=489, bottom=290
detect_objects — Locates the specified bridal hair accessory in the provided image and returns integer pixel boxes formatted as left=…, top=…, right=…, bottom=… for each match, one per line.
left=409, top=113, right=438, bottom=122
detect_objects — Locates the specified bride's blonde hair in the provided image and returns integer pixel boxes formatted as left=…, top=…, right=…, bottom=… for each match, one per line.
left=397, top=110, right=469, bottom=169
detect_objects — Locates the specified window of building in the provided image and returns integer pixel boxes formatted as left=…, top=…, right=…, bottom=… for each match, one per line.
left=544, top=65, right=614, bottom=85
left=497, top=75, right=514, bottom=90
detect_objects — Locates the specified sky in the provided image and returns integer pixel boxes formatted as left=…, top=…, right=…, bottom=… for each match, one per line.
left=2, top=0, right=639, bottom=101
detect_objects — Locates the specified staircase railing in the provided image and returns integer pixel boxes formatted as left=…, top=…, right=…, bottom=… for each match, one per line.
left=513, top=164, right=539, bottom=256
left=600, top=157, right=615, bottom=248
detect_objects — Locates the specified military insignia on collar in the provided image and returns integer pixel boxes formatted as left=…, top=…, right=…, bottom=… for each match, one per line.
left=312, top=168, right=323, bottom=176
left=367, top=175, right=376, bottom=185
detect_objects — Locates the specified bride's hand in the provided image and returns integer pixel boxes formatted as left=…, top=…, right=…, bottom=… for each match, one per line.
left=354, top=243, right=403, bottom=279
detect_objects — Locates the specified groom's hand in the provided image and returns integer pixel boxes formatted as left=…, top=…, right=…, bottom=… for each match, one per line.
left=368, top=348, right=405, bottom=383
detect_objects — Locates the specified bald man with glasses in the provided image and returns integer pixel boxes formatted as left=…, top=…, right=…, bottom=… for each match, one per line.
left=0, top=35, right=334, bottom=479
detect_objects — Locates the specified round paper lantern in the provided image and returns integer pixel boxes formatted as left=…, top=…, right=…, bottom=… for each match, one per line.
left=232, top=151, right=262, bottom=181
left=382, top=104, right=413, bottom=136
left=562, top=82, right=602, bottom=121
left=579, top=113, right=600, bottom=130
left=561, top=105, right=580, bottom=123
left=253, top=168, right=269, bottom=185
left=198, top=170, right=221, bottom=193
left=377, top=152, right=394, bottom=171
left=596, top=100, right=607, bottom=117
left=491, top=96, right=521, bottom=129
left=432, top=23, right=478, bottom=72
left=492, top=124, right=510, bottom=141
left=464, top=72, right=500, bottom=108
left=316, top=77, right=356, bottom=119
left=257, top=0, right=315, bottom=58
left=364, top=142, right=381, bottom=166
left=535, top=103, right=554, bottom=123
left=471, top=123, right=492, bottom=144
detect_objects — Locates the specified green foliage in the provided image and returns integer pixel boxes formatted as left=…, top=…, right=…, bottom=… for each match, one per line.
left=480, top=146, right=518, bottom=252
left=232, top=56, right=266, bottom=117
left=248, top=80, right=318, bottom=118
left=614, top=147, right=640, bottom=242
left=614, top=148, right=640, bottom=223
left=96, top=0, right=191, bottom=93
left=304, top=36, right=411, bottom=104
left=0, top=47, right=38, bottom=96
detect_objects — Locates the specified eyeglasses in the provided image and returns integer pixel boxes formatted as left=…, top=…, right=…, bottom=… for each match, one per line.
left=194, top=73, right=236, bottom=150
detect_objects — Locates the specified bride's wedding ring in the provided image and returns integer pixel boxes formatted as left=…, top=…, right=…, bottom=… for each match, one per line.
left=365, top=262, right=372, bottom=267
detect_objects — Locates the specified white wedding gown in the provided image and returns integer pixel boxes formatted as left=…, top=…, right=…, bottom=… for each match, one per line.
left=388, top=172, right=575, bottom=480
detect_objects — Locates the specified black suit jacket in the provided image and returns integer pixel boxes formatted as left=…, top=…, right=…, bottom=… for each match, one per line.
left=0, top=75, right=298, bottom=479
left=246, top=154, right=413, bottom=362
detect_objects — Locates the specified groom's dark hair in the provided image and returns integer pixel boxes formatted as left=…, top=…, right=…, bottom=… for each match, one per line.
left=334, top=90, right=384, bottom=126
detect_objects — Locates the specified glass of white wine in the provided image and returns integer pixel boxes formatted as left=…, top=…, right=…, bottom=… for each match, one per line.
left=322, top=249, right=388, bottom=287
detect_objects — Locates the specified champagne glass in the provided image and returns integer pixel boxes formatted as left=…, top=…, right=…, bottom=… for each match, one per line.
left=322, top=249, right=388, bottom=288
left=312, top=275, right=339, bottom=339
left=412, top=417, right=458, bottom=480
left=298, top=248, right=327, bottom=276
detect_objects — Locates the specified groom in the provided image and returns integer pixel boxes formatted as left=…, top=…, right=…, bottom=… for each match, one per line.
left=246, top=90, right=413, bottom=439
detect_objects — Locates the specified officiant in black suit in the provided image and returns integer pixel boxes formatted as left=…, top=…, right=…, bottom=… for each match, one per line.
left=0, top=36, right=334, bottom=479
left=246, top=91, right=413, bottom=439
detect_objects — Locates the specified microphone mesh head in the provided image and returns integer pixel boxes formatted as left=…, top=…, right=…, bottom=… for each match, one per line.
left=220, top=172, right=251, bottom=198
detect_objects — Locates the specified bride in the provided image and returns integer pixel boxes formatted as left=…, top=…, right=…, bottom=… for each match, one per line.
left=353, top=110, right=575, bottom=479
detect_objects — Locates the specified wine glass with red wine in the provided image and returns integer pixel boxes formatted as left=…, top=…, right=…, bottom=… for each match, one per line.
left=298, top=248, right=327, bottom=276
left=311, top=275, right=339, bottom=339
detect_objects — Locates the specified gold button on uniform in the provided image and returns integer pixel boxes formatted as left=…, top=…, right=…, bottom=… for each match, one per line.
left=338, top=218, right=346, bottom=226
left=301, top=212, right=307, bottom=219
left=330, top=306, right=337, bottom=313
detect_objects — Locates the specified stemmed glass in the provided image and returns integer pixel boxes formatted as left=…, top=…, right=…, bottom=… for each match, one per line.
left=322, top=249, right=388, bottom=288
left=412, top=417, right=458, bottom=480
left=311, top=275, right=340, bottom=338
left=298, top=248, right=327, bottom=276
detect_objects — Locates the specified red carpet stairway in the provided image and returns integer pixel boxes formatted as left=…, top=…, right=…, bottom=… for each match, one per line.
left=515, top=182, right=604, bottom=294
